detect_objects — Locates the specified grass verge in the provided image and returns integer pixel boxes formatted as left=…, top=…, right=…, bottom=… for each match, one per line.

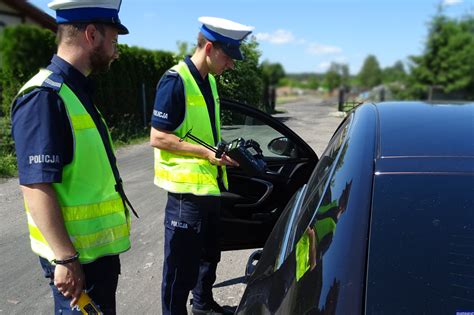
left=0, top=133, right=150, bottom=178
left=0, top=154, right=17, bottom=177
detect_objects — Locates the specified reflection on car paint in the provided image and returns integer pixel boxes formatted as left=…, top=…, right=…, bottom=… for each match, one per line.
left=275, top=184, right=307, bottom=271
left=295, top=180, right=352, bottom=282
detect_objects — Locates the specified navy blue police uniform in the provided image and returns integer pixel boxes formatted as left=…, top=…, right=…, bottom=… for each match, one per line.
left=11, top=55, right=121, bottom=314
left=152, top=56, right=222, bottom=313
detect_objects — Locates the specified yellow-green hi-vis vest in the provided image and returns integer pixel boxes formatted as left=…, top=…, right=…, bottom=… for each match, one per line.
left=154, top=61, right=228, bottom=195
left=15, top=69, right=131, bottom=264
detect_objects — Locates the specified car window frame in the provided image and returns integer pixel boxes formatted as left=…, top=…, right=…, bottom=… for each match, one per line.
left=220, top=99, right=317, bottom=160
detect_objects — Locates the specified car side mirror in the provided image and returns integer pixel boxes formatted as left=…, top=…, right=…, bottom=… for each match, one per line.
left=268, top=137, right=295, bottom=157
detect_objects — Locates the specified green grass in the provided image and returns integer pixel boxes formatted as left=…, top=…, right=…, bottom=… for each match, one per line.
left=114, top=134, right=149, bottom=148
left=0, top=133, right=150, bottom=178
left=0, top=154, right=18, bottom=177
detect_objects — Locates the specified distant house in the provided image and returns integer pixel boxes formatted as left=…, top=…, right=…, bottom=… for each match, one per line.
left=0, top=0, right=56, bottom=32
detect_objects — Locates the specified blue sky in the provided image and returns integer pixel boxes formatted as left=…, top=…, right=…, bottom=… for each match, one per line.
left=29, top=0, right=473, bottom=74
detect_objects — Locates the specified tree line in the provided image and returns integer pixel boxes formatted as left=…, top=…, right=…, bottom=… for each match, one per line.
left=261, top=12, right=474, bottom=101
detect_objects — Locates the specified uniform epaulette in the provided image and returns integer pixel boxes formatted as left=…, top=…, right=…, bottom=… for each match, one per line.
left=41, top=72, right=64, bottom=92
left=166, top=69, right=179, bottom=77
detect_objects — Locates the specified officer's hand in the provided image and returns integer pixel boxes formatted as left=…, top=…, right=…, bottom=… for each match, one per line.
left=220, top=153, right=239, bottom=167
left=207, top=151, right=239, bottom=167
left=54, top=261, right=85, bottom=307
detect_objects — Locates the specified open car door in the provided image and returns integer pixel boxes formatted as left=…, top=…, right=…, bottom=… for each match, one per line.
left=219, top=100, right=318, bottom=250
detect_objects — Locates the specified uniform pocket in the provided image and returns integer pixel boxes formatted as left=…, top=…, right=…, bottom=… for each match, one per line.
left=165, top=194, right=202, bottom=234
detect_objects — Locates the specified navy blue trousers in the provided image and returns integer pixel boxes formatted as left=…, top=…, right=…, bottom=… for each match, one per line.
left=161, top=192, right=221, bottom=315
left=40, top=255, right=120, bottom=314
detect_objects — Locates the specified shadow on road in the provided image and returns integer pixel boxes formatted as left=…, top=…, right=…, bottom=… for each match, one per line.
left=213, top=276, right=246, bottom=287
left=273, top=116, right=291, bottom=123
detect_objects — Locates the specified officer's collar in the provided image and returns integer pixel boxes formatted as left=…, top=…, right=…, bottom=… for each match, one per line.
left=184, top=56, right=208, bottom=85
left=49, top=55, right=94, bottom=93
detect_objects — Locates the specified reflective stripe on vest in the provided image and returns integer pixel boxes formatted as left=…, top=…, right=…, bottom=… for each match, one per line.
left=154, top=61, right=228, bottom=195
left=17, top=69, right=131, bottom=263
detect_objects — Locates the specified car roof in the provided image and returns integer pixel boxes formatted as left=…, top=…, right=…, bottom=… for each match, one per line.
left=374, top=101, right=474, bottom=158
left=368, top=101, right=474, bottom=173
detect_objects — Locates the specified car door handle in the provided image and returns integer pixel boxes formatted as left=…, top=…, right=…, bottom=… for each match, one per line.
left=234, top=178, right=273, bottom=208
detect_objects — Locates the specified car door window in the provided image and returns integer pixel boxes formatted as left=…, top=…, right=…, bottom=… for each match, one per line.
left=274, top=115, right=352, bottom=271
left=218, top=100, right=318, bottom=251
left=221, top=109, right=298, bottom=158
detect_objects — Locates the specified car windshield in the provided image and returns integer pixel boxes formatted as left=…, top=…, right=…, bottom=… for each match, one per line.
left=366, top=174, right=474, bottom=313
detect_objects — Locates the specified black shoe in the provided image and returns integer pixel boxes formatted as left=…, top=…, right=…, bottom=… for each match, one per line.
left=191, top=300, right=233, bottom=315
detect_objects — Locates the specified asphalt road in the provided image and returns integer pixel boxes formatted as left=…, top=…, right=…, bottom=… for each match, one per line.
left=0, top=96, right=343, bottom=314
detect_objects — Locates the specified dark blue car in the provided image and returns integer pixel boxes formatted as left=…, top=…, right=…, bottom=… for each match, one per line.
left=218, top=101, right=474, bottom=314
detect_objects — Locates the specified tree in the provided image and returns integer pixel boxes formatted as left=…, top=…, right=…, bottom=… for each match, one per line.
left=323, top=63, right=340, bottom=91
left=261, top=60, right=286, bottom=86
left=383, top=60, right=407, bottom=83
left=218, top=37, right=264, bottom=109
left=408, top=13, right=474, bottom=100
left=323, top=62, right=349, bottom=91
left=307, top=76, right=320, bottom=90
left=175, top=41, right=192, bottom=61
left=259, top=60, right=285, bottom=111
left=171, top=37, right=265, bottom=109
left=357, top=55, right=382, bottom=89
left=172, top=38, right=265, bottom=108
left=340, top=64, right=350, bottom=88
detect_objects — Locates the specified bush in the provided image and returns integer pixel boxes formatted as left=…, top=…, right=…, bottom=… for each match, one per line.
left=0, top=24, right=176, bottom=176
left=0, top=115, right=13, bottom=152
left=0, top=25, right=56, bottom=176
left=0, top=25, right=56, bottom=116
left=0, top=25, right=266, bottom=176
left=0, top=116, right=16, bottom=177
left=0, top=154, right=17, bottom=177
left=92, top=45, right=175, bottom=141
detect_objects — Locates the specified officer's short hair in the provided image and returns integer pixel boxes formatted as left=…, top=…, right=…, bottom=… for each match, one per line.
left=57, top=23, right=106, bottom=45
left=197, top=32, right=208, bottom=49
left=197, top=32, right=222, bottom=51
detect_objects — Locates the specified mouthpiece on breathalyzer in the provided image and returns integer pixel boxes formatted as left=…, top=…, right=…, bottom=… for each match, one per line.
left=77, top=292, right=102, bottom=315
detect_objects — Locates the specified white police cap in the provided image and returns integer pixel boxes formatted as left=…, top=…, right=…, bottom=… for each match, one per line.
left=48, top=0, right=129, bottom=34
left=198, top=16, right=254, bottom=60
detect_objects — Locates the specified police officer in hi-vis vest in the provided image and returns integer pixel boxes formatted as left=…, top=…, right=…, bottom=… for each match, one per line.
left=11, top=0, right=134, bottom=313
left=150, top=17, right=253, bottom=315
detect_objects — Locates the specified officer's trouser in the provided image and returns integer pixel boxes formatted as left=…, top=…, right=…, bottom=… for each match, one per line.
left=161, top=192, right=221, bottom=315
